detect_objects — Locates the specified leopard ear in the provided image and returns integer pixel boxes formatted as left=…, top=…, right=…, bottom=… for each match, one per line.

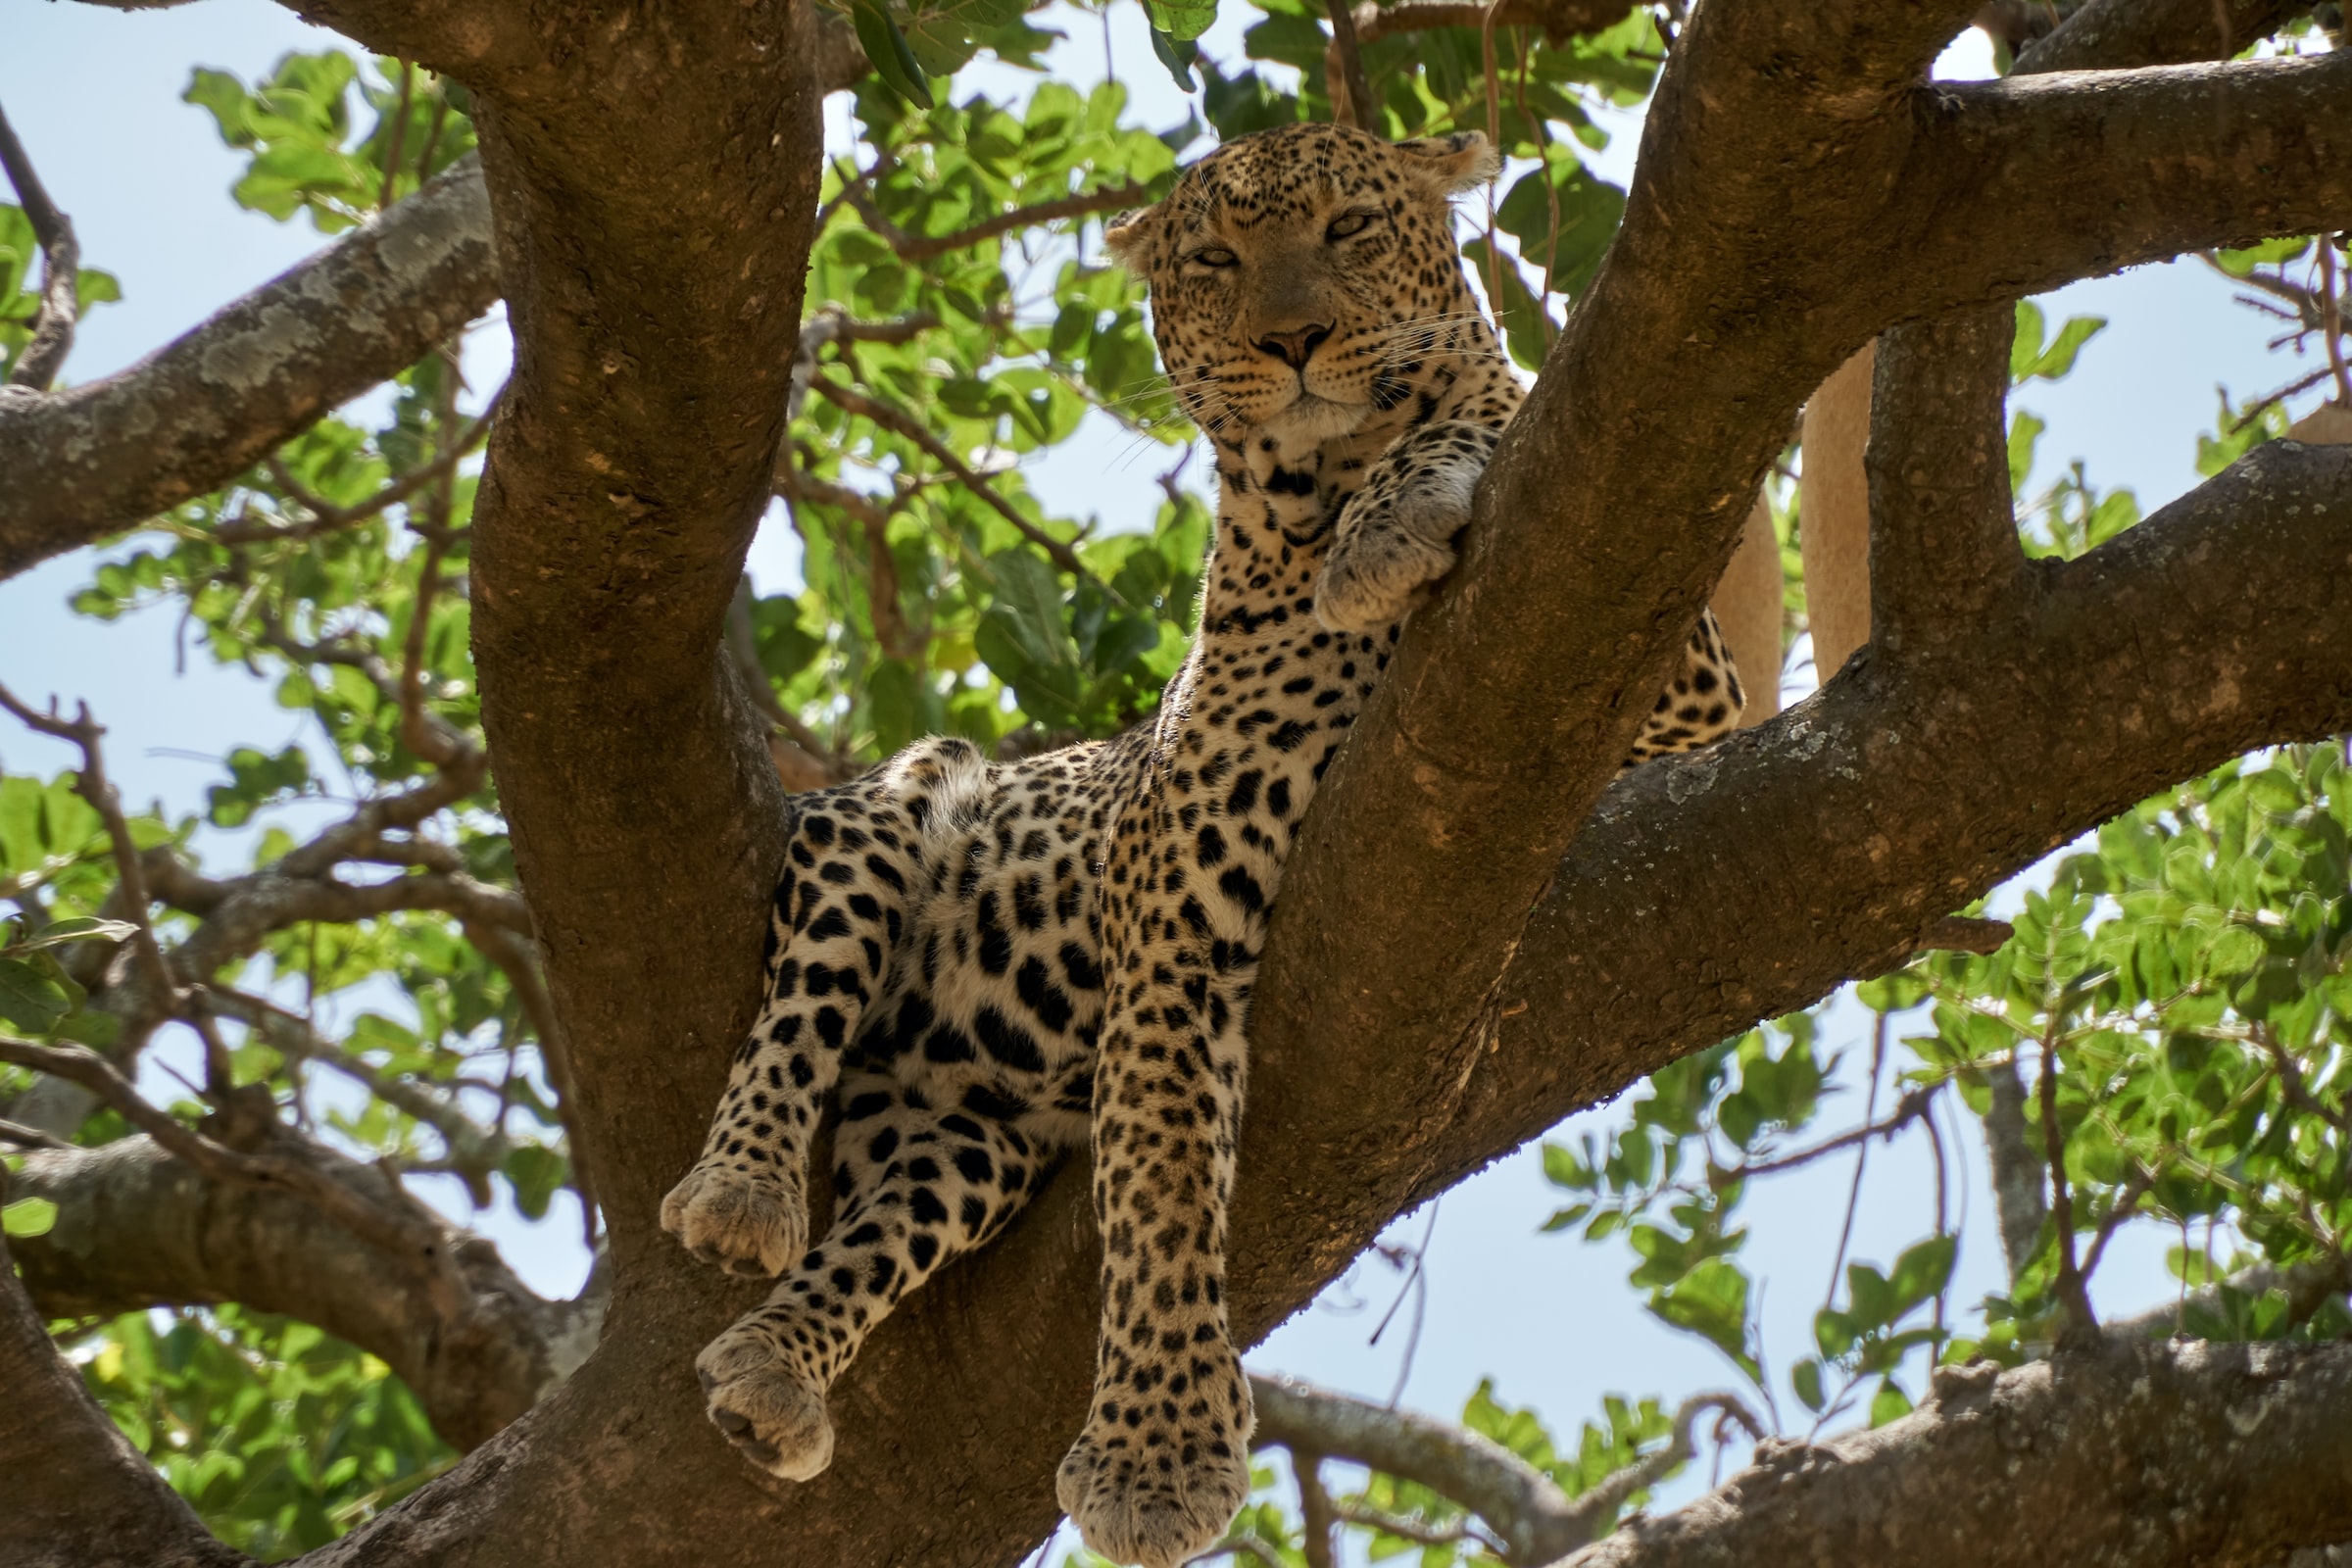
left=1103, top=204, right=1158, bottom=270
left=1393, top=130, right=1502, bottom=195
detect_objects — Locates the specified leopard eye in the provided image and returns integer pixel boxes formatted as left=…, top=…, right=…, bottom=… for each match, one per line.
left=1325, top=211, right=1376, bottom=241
left=1187, top=246, right=1239, bottom=269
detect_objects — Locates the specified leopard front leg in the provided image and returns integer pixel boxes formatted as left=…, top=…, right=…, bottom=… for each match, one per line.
left=1056, top=959, right=1255, bottom=1568
left=662, top=793, right=915, bottom=1277
left=1313, top=418, right=1500, bottom=633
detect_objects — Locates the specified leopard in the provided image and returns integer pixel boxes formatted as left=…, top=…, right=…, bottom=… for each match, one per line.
left=660, top=121, right=1744, bottom=1568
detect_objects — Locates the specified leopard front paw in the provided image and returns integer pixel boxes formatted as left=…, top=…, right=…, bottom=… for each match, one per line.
left=695, top=1320, right=835, bottom=1481
left=661, top=1162, right=808, bottom=1279
left=1055, top=1352, right=1254, bottom=1568
left=1313, top=476, right=1471, bottom=632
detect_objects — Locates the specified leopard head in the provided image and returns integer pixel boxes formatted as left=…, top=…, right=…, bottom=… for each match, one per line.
left=1106, top=122, right=1501, bottom=446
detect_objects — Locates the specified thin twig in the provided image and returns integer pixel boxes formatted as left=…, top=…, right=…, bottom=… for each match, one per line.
left=2255, top=1022, right=2352, bottom=1133
left=378, top=61, right=415, bottom=213
left=2077, top=1160, right=2157, bottom=1281
left=1324, top=0, right=1381, bottom=130
left=1823, top=1014, right=1886, bottom=1297
left=0, top=687, right=178, bottom=1010
left=2318, top=238, right=2351, bottom=407
left=1329, top=1501, right=1494, bottom=1551
left=839, top=172, right=1152, bottom=263
left=805, top=371, right=1105, bottom=587
left=1295, top=1449, right=1339, bottom=1568
left=0, top=97, right=81, bottom=391
left=1718, top=1080, right=1943, bottom=1186
left=220, top=384, right=503, bottom=546
left=2038, top=1021, right=2100, bottom=1343
left=0, top=1114, right=74, bottom=1151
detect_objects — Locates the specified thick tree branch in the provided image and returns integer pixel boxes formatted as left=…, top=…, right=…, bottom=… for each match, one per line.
left=0, top=1033, right=479, bottom=1322
left=1554, top=1344, right=2352, bottom=1568
left=0, top=1215, right=243, bottom=1568
left=9, top=1133, right=603, bottom=1449
left=0, top=98, right=83, bottom=392
left=1920, top=55, right=2352, bottom=307
left=0, top=155, right=497, bottom=580
left=2016, top=0, right=2299, bottom=73
left=1865, top=306, right=2024, bottom=651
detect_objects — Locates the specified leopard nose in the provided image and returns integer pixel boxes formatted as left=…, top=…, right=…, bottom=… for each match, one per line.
left=1255, top=323, right=1332, bottom=369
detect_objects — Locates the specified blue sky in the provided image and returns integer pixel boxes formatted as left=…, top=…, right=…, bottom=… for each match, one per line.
left=1, top=0, right=2328, bottom=1534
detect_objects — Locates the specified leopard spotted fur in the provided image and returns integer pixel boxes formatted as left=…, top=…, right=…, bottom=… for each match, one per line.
left=661, top=122, right=1744, bottom=1568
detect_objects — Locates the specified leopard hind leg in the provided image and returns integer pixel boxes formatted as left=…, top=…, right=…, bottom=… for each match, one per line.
left=662, top=738, right=987, bottom=1278
left=694, top=1070, right=1048, bottom=1478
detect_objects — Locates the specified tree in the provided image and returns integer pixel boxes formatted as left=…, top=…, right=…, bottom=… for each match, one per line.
left=3, top=0, right=2350, bottom=1562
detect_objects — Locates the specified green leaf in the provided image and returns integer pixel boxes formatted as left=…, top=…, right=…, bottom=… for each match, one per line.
left=502, top=1146, right=567, bottom=1221
left=3, top=916, right=138, bottom=956
left=851, top=0, right=935, bottom=108
left=3, top=1198, right=58, bottom=1238
left=1150, top=27, right=1201, bottom=90
left=2011, top=302, right=2108, bottom=384
left=0, top=956, right=73, bottom=1033
left=1869, top=1378, right=1914, bottom=1427
left=1647, top=1258, right=1757, bottom=1378
left=1790, top=1357, right=1826, bottom=1414
left=1144, top=0, right=1219, bottom=43
left=1886, top=1235, right=1957, bottom=1314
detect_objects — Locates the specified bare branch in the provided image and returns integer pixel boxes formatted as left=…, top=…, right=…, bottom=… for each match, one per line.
left=1323, top=0, right=1380, bottom=132
left=1251, top=1373, right=1587, bottom=1565
left=218, top=384, right=502, bottom=547
left=806, top=371, right=1102, bottom=584
left=0, top=98, right=82, bottom=392
left=1920, top=54, right=2352, bottom=311
left=1251, top=1376, right=1759, bottom=1566
left=0, top=154, right=497, bottom=581
left=212, top=986, right=513, bottom=1200
left=1349, top=0, right=1643, bottom=48
left=839, top=175, right=1152, bottom=264
left=2016, top=0, right=2299, bottom=72
left=0, top=688, right=179, bottom=1008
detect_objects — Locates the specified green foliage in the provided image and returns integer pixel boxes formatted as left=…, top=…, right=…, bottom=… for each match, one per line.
left=21, top=12, right=2346, bottom=1561
left=185, top=52, right=477, bottom=231
left=0, top=204, right=122, bottom=381
left=75, top=1308, right=455, bottom=1561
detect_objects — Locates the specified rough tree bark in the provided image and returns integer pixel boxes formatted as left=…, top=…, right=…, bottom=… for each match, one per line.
left=6, top=0, right=2352, bottom=1563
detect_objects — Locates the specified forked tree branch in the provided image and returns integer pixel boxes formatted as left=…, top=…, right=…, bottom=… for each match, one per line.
left=0, top=1220, right=240, bottom=1568
left=8, top=1131, right=607, bottom=1448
